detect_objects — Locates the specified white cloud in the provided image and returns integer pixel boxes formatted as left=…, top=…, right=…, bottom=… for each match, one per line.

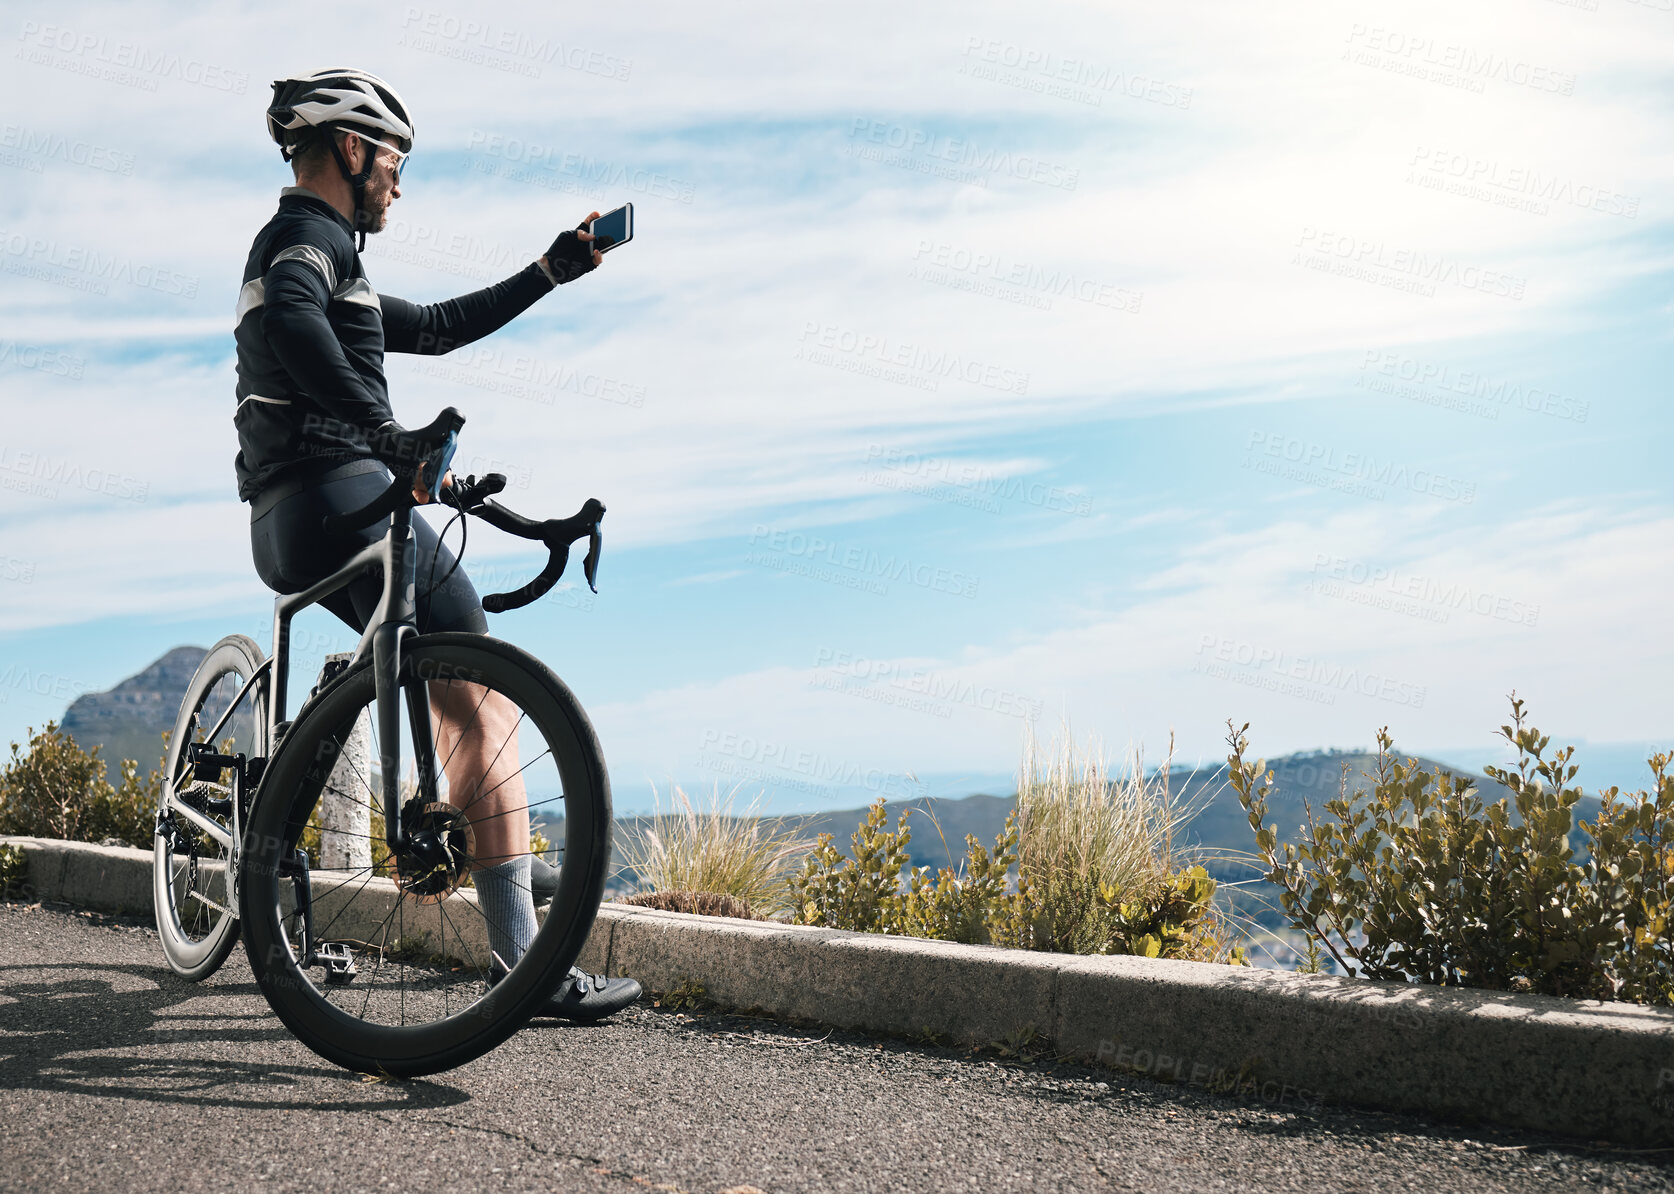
left=592, top=499, right=1674, bottom=777
left=0, top=0, right=1668, bottom=784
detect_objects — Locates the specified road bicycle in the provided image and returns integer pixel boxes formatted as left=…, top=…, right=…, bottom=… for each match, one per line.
left=151, top=408, right=613, bottom=1076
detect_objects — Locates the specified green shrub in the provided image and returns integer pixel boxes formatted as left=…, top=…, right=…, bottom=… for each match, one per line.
left=0, top=842, right=27, bottom=896
left=790, top=729, right=1243, bottom=963
left=1231, top=693, right=1674, bottom=1004
left=0, top=722, right=163, bottom=848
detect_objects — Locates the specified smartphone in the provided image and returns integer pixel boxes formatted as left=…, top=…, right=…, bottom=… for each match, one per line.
left=589, top=203, right=634, bottom=253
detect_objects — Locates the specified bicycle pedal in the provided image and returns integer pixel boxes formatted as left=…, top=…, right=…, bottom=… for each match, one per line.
left=316, top=941, right=358, bottom=984
left=186, top=740, right=241, bottom=781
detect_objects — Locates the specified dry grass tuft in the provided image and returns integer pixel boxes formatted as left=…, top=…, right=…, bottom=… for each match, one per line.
left=619, top=783, right=811, bottom=918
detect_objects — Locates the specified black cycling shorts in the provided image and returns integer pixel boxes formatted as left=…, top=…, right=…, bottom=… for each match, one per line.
left=249, top=464, right=488, bottom=635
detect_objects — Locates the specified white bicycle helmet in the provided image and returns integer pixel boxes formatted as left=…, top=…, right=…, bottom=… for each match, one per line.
left=267, top=68, right=413, bottom=157
left=267, top=69, right=414, bottom=246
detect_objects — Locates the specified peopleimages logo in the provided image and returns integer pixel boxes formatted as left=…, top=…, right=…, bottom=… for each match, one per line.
left=0, top=446, right=149, bottom=503
left=1408, top=147, right=1638, bottom=219
left=847, top=118, right=1080, bottom=191
left=0, top=124, right=134, bottom=174
left=796, top=322, right=1029, bottom=396
left=398, top=8, right=632, bottom=80
left=15, top=21, right=249, bottom=93
left=0, top=229, right=199, bottom=298
left=1357, top=351, right=1588, bottom=423
left=1195, top=635, right=1428, bottom=709
left=1245, top=430, right=1476, bottom=503
left=1310, top=555, right=1539, bottom=627
left=959, top=37, right=1194, bottom=109
left=1342, top=25, right=1576, bottom=95
left=910, top=240, right=1142, bottom=313
left=1294, top=227, right=1525, bottom=301
left=747, top=525, right=980, bottom=599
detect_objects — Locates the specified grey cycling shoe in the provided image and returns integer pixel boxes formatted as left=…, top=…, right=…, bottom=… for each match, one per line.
left=533, top=967, right=642, bottom=1022
left=529, top=856, right=560, bottom=907
left=488, top=959, right=642, bottom=1023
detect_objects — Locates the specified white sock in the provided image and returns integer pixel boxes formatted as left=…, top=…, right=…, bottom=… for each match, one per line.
left=475, top=855, right=536, bottom=970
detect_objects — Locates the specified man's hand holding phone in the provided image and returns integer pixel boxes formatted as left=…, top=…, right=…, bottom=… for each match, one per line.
left=541, top=211, right=604, bottom=285
left=540, top=204, right=633, bottom=285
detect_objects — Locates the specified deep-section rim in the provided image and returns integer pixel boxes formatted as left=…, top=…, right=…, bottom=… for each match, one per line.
left=239, top=632, right=611, bottom=1076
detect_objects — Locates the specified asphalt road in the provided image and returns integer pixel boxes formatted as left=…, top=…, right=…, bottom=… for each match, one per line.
left=2, top=901, right=1672, bottom=1194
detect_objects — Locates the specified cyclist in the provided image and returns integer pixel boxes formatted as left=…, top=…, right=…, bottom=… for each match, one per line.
left=236, top=68, right=639, bottom=1021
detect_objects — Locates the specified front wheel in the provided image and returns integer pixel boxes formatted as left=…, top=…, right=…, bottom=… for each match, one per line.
left=239, top=633, right=612, bottom=1077
left=154, top=634, right=268, bottom=981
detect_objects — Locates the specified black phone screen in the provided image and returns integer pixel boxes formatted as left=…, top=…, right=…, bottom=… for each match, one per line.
left=590, top=204, right=633, bottom=252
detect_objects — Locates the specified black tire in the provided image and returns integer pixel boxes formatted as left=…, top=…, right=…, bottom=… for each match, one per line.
left=153, top=634, right=269, bottom=981
left=238, top=633, right=611, bottom=1077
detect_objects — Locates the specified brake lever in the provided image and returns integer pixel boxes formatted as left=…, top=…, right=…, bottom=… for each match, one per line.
left=583, top=524, right=602, bottom=592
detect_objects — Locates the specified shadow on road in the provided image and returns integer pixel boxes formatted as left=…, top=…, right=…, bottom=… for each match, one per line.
left=0, top=960, right=468, bottom=1112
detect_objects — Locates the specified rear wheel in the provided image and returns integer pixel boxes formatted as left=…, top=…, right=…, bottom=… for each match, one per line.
left=238, top=633, right=611, bottom=1077
left=153, top=634, right=268, bottom=981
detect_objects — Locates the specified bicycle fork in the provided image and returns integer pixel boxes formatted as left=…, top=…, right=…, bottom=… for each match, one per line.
left=367, top=511, right=442, bottom=860
left=373, top=623, right=442, bottom=855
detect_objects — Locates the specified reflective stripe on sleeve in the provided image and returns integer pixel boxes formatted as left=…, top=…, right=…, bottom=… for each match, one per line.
left=234, top=277, right=265, bottom=325
left=269, top=243, right=339, bottom=291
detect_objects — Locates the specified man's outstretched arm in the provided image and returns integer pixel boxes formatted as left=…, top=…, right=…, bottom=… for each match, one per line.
left=383, top=212, right=604, bottom=356
left=381, top=262, right=556, bottom=356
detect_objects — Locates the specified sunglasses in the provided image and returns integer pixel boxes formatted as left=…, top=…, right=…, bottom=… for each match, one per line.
left=346, top=130, right=411, bottom=183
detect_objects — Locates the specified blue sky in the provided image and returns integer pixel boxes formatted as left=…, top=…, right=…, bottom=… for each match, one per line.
left=0, top=0, right=1669, bottom=813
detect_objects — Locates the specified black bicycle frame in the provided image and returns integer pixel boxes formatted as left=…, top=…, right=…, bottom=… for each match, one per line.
left=267, top=502, right=434, bottom=856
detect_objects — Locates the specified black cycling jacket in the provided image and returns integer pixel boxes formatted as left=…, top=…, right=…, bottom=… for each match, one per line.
left=233, top=186, right=555, bottom=501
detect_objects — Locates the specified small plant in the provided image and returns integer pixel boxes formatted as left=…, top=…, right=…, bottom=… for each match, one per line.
left=0, top=723, right=163, bottom=848
left=0, top=843, right=28, bottom=898
left=1232, top=693, right=1674, bottom=1005
left=790, top=798, right=915, bottom=934
left=991, top=1022, right=1044, bottom=1060
left=620, top=783, right=811, bottom=918
left=655, top=978, right=709, bottom=1013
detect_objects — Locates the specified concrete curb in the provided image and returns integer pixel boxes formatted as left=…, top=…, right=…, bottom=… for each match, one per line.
left=8, top=835, right=1674, bottom=1145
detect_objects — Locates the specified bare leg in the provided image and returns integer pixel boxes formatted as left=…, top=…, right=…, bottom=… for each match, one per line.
left=429, top=680, right=528, bottom=870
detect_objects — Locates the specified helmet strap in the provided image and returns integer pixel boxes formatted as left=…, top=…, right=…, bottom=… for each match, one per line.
left=325, top=128, right=377, bottom=252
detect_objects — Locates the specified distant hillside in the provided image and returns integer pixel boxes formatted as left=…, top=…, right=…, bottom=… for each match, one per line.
left=59, top=646, right=205, bottom=782
left=743, top=751, right=1522, bottom=872
left=59, top=648, right=1574, bottom=881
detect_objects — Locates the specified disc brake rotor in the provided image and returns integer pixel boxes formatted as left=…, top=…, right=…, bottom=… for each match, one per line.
left=392, top=801, right=475, bottom=905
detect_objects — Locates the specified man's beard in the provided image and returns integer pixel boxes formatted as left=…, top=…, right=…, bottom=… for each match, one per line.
left=361, top=177, right=394, bottom=232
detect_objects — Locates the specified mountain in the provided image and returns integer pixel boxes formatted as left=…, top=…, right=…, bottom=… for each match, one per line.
left=754, top=751, right=1524, bottom=872
left=59, top=648, right=1596, bottom=873
left=59, top=646, right=205, bottom=783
